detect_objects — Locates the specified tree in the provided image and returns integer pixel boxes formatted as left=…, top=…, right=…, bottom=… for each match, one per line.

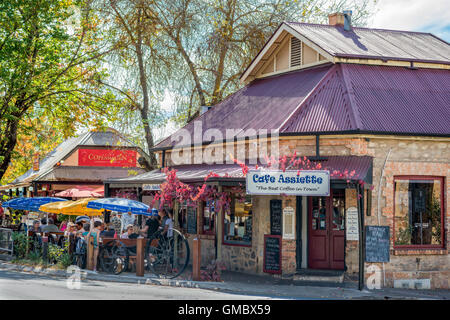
left=92, top=0, right=172, bottom=167
left=91, top=0, right=374, bottom=162
left=147, top=0, right=374, bottom=122
left=0, top=0, right=122, bottom=182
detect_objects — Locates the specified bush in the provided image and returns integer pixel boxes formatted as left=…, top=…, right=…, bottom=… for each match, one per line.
left=28, top=250, right=43, bottom=265
left=48, top=240, right=73, bottom=268
left=11, top=232, right=30, bottom=259
left=48, top=243, right=66, bottom=264
left=57, top=252, right=73, bottom=269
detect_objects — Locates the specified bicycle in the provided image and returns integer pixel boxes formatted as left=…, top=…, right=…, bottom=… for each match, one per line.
left=145, top=228, right=190, bottom=279
left=96, top=228, right=190, bottom=279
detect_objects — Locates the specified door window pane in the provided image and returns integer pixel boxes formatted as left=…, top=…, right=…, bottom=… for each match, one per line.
left=311, top=197, right=326, bottom=230
left=332, top=191, right=345, bottom=231
left=202, top=200, right=215, bottom=234
left=394, top=178, right=443, bottom=246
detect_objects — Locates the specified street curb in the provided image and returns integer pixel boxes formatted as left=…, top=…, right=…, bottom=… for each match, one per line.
left=0, top=261, right=226, bottom=291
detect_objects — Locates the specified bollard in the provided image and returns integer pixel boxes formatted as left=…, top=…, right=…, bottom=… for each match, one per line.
left=136, top=237, right=145, bottom=277
left=192, top=237, right=201, bottom=281
left=42, top=236, right=48, bottom=263
left=86, top=236, right=94, bottom=270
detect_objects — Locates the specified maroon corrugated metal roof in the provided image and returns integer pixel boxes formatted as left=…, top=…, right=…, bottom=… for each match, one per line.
left=281, top=64, right=450, bottom=135
left=156, top=65, right=332, bottom=148
left=106, top=156, right=373, bottom=183
left=286, top=22, right=450, bottom=64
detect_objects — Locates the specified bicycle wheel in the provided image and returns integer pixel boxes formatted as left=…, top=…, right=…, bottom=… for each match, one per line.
left=99, top=245, right=115, bottom=273
left=100, top=241, right=128, bottom=275
left=147, top=229, right=190, bottom=279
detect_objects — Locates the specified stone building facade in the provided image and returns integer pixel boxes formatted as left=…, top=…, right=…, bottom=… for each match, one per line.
left=106, top=13, right=450, bottom=289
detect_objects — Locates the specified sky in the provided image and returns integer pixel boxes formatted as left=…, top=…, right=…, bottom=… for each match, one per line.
left=370, top=0, right=450, bottom=42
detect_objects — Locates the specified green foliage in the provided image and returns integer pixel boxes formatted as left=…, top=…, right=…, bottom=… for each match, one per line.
left=430, top=197, right=442, bottom=244
left=395, top=225, right=414, bottom=246
left=0, top=0, right=129, bottom=182
left=28, top=249, right=44, bottom=265
left=11, top=232, right=31, bottom=259
left=56, top=252, right=73, bottom=268
left=48, top=243, right=65, bottom=264
left=48, top=238, right=72, bottom=268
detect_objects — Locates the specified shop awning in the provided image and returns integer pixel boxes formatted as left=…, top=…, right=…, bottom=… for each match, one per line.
left=54, top=185, right=104, bottom=197
left=106, top=156, right=373, bottom=186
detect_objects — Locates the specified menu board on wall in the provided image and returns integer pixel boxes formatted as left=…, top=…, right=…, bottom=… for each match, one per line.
left=346, top=207, right=359, bottom=241
left=365, top=226, right=390, bottom=262
left=282, top=206, right=295, bottom=240
left=270, top=199, right=282, bottom=236
left=187, top=206, right=197, bottom=234
left=263, top=235, right=282, bottom=274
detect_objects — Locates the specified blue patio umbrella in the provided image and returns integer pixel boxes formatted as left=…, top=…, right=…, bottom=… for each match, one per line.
left=7, top=197, right=68, bottom=211
left=87, top=198, right=151, bottom=215
left=1, top=197, right=25, bottom=208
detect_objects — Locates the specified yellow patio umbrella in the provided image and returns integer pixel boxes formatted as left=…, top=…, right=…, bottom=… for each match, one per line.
left=39, top=198, right=103, bottom=216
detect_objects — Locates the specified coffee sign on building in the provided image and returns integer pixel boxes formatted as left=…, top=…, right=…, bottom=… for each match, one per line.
left=246, top=170, right=330, bottom=196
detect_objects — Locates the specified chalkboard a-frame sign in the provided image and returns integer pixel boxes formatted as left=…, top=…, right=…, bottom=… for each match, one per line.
left=263, top=235, right=282, bottom=274
left=365, top=226, right=390, bottom=263
left=270, top=199, right=282, bottom=236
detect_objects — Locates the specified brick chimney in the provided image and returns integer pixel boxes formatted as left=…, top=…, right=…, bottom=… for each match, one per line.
left=328, top=11, right=352, bottom=31
left=328, top=12, right=345, bottom=26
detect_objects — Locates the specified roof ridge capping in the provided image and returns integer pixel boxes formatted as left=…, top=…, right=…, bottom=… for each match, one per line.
left=286, top=21, right=445, bottom=39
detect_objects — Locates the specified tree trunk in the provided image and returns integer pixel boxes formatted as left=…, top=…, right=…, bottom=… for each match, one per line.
left=135, top=19, right=157, bottom=168
left=0, top=118, right=19, bottom=181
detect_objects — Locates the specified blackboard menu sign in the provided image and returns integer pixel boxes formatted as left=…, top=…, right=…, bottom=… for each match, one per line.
left=365, top=226, right=390, bottom=262
left=187, top=206, right=197, bottom=234
left=270, top=200, right=282, bottom=236
left=263, top=235, right=282, bottom=274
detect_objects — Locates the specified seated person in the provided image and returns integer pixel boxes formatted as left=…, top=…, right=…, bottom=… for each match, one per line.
left=100, top=223, right=115, bottom=237
left=141, top=213, right=160, bottom=239
left=64, top=222, right=77, bottom=237
left=40, top=218, right=59, bottom=233
left=120, top=224, right=139, bottom=239
left=31, top=220, right=41, bottom=233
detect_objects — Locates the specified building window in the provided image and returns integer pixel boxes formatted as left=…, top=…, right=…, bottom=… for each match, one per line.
left=224, top=194, right=252, bottom=246
left=201, top=200, right=216, bottom=235
left=177, top=202, right=187, bottom=232
left=178, top=201, right=197, bottom=234
left=394, top=177, right=444, bottom=247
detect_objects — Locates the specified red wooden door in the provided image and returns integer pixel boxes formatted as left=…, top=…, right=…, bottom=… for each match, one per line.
left=308, top=191, right=345, bottom=270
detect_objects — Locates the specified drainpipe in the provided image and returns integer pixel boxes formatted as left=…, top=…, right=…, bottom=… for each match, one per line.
left=311, top=135, right=327, bottom=161
left=316, top=135, right=320, bottom=158
left=357, top=183, right=365, bottom=290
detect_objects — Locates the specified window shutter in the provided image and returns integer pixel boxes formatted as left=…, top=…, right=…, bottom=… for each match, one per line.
left=290, top=37, right=302, bottom=67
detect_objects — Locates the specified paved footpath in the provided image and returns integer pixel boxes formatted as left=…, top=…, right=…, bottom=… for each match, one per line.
left=0, top=261, right=449, bottom=300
